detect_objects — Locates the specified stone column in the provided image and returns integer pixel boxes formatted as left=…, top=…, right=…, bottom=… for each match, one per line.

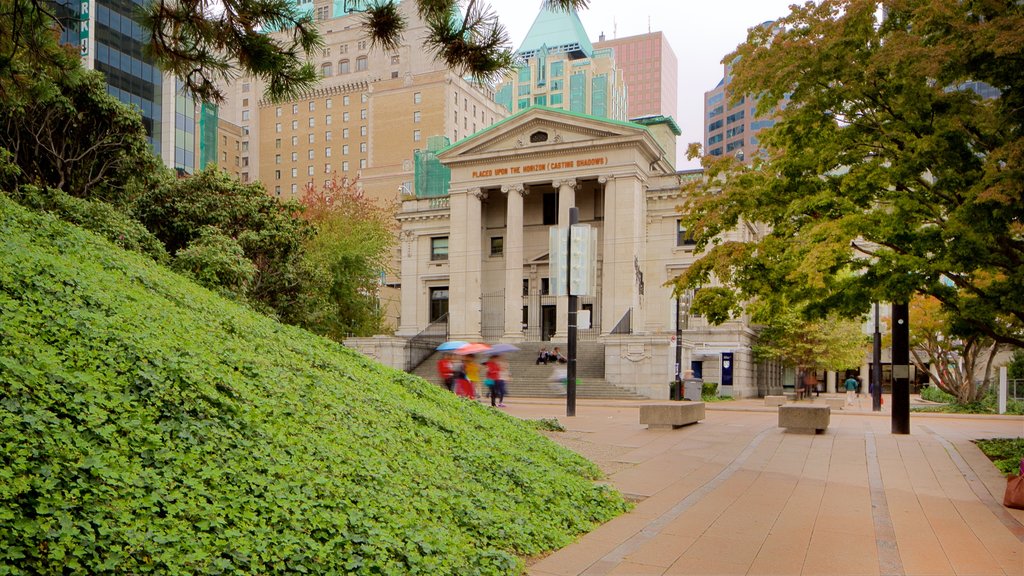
left=449, top=187, right=484, bottom=340
left=502, top=183, right=526, bottom=340
left=601, top=174, right=647, bottom=335
left=553, top=178, right=577, bottom=339
left=397, top=229, right=419, bottom=336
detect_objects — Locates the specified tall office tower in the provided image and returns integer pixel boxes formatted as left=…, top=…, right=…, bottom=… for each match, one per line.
left=493, top=4, right=627, bottom=121
left=703, top=22, right=784, bottom=163
left=217, top=0, right=508, bottom=203
left=594, top=31, right=678, bottom=121
left=53, top=0, right=231, bottom=176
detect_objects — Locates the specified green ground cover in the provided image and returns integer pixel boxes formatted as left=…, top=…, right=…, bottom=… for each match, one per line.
left=915, top=385, right=1024, bottom=415
left=0, top=196, right=628, bottom=574
left=974, top=438, right=1024, bottom=476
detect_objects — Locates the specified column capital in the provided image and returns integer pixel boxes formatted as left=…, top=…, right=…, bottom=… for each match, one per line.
left=501, top=183, right=527, bottom=197
left=553, top=178, right=577, bottom=190
left=597, top=175, right=610, bottom=184
left=468, top=187, right=487, bottom=201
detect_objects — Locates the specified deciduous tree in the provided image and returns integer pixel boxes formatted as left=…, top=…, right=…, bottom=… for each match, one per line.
left=752, top=304, right=868, bottom=375
left=295, top=175, right=396, bottom=339
left=908, top=295, right=1001, bottom=403
left=675, top=0, right=1024, bottom=349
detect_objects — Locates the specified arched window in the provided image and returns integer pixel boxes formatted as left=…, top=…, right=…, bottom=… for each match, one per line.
left=530, top=131, right=548, bottom=143
left=321, top=62, right=332, bottom=77
left=356, top=56, right=368, bottom=71
left=339, top=59, right=350, bottom=74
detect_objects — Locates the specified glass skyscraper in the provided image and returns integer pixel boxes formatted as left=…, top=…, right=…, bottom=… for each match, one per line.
left=53, top=0, right=211, bottom=175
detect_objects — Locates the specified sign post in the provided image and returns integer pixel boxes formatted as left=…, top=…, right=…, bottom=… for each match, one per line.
left=549, top=207, right=597, bottom=417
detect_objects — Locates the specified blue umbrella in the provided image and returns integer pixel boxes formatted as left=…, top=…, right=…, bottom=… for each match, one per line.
left=481, top=343, right=520, bottom=356
left=436, top=340, right=469, bottom=351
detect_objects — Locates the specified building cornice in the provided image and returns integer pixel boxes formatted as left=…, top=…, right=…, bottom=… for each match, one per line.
left=258, top=81, right=371, bottom=107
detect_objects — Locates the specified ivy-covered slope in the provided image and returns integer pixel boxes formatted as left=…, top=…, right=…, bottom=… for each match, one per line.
left=0, top=196, right=628, bottom=574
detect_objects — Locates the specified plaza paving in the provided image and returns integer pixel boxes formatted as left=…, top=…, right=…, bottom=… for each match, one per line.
left=501, top=396, right=1024, bottom=576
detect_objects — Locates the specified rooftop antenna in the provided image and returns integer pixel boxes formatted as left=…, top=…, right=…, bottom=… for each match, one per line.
left=648, top=16, right=651, bottom=33
left=613, top=17, right=617, bottom=38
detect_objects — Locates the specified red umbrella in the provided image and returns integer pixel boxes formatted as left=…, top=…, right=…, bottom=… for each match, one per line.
left=454, top=342, right=490, bottom=355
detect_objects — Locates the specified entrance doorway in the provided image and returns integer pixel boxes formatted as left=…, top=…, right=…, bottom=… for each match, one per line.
left=541, top=305, right=557, bottom=341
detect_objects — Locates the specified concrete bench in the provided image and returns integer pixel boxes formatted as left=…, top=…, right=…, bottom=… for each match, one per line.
left=640, top=402, right=706, bottom=430
left=765, top=395, right=786, bottom=407
left=778, top=405, right=830, bottom=434
left=824, top=398, right=845, bottom=410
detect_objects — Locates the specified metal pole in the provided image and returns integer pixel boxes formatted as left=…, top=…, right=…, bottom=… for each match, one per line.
left=872, top=302, right=882, bottom=412
left=674, top=296, right=682, bottom=400
left=566, top=207, right=579, bottom=417
left=891, top=301, right=910, bottom=434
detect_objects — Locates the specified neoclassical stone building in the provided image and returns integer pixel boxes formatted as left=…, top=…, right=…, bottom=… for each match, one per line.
left=363, top=106, right=768, bottom=399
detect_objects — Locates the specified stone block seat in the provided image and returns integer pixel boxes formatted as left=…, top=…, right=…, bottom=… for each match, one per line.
left=764, top=395, right=786, bottom=407
left=778, top=404, right=830, bottom=434
left=639, top=402, right=706, bottom=430
left=824, top=398, right=845, bottom=410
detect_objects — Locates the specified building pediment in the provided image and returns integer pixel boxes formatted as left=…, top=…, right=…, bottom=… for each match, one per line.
left=438, top=107, right=658, bottom=165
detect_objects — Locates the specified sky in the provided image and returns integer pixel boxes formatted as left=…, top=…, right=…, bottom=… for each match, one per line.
left=484, top=0, right=797, bottom=168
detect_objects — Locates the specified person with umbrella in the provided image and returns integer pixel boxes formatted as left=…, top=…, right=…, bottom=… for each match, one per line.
left=437, top=353, right=455, bottom=392
left=484, top=354, right=509, bottom=407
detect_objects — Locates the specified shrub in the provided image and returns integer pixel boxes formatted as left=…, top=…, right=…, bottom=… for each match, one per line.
left=701, top=381, right=719, bottom=398
left=920, top=385, right=955, bottom=403
left=172, top=226, right=256, bottom=298
left=9, top=185, right=168, bottom=263
left=0, top=197, right=628, bottom=574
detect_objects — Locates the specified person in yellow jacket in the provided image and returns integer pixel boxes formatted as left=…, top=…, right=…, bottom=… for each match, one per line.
left=463, top=354, right=482, bottom=399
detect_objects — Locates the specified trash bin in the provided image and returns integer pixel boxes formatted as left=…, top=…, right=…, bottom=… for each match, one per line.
left=683, top=378, right=703, bottom=401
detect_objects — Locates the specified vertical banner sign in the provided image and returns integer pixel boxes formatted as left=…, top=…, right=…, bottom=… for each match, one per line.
left=79, top=0, right=90, bottom=61
left=721, top=352, right=734, bottom=387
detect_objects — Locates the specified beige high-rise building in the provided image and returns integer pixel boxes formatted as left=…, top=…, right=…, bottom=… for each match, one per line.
left=217, top=0, right=508, bottom=204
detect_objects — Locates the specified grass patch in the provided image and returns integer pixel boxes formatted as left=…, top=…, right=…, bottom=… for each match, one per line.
left=529, top=418, right=566, bottom=432
left=0, top=196, right=629, bottom=574
left=974, top=438, right=1024, bottom=476
left=701, top=394, right=735, bottom=402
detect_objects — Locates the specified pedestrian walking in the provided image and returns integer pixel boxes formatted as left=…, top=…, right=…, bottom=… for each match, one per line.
left=485, top=355, right=508, bottom=407
left=464, top=354, right=483, bottom=399
left=437, top=353, right=454, bottom=392
left=549, top=364, right=567, bottom=395
left=844, top=375, right=858, bottom=407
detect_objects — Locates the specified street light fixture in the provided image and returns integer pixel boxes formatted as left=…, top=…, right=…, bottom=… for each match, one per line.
left=674, top=289, right=694, bottom=400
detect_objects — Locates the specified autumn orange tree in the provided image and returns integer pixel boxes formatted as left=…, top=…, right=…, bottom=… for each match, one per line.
left=908, top=296, right=1003, bottom=403
left=295, top=174, right=397, bottom=339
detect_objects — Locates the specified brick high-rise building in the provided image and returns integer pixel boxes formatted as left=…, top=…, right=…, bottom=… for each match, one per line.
left=594, top=31, right=678, bottom=121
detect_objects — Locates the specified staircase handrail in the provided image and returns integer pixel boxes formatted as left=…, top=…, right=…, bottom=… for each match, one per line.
left=406, top=314, right=449, bottom=372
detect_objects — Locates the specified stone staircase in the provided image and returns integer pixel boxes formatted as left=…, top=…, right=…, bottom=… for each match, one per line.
left=410, top=341, right=647, bottom=400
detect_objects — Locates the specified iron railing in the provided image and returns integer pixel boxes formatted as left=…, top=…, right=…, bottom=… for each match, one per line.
left=405, top=313, right=448, bottom=372
left=480, top=289, right=505, bottom=341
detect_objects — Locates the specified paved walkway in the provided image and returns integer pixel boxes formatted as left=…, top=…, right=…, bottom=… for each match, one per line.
left=501, top=397, right=1024, bottom=576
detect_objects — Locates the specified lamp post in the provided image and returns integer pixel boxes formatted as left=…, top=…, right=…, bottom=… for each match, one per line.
left=674, top=290, right=693, bottom=400
left=872, top=302, right=882, bottom=412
